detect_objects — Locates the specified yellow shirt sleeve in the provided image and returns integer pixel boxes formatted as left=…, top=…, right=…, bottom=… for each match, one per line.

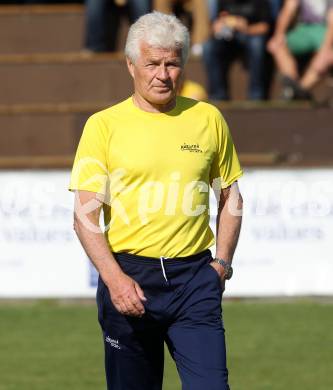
left=69, top=113, right=109, bottom=195
left=209, top=110, right=243, bottom=188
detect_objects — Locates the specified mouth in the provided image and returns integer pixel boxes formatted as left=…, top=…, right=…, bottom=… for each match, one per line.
left=153, top=85, right=171, bottom=91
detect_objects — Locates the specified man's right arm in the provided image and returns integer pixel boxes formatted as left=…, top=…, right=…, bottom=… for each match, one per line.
left=73, top=190, right=146, bottom=317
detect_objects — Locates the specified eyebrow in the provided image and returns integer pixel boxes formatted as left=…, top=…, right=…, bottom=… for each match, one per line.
left=145, top=58, right=181, bottom=64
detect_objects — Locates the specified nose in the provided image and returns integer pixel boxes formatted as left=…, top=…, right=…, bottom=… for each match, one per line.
left=156, top=64, right=169, bottom=80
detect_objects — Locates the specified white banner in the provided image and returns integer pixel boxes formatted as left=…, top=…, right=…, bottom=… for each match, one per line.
left=0, top=169, right=332, bottom=297
left=0, top=171, right=92, bottom=297
left=226, top=169, right=333, bottom=296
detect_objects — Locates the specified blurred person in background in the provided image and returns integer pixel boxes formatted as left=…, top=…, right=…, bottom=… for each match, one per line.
left=153, top=0, right=210, bottom=56
left=85, top=0, right=151, bottom=52
left=268, top=0, right=333, bottom=100
left=207, top=0, right=282, bottom=21
left=202, top=0, right=271, bottom=101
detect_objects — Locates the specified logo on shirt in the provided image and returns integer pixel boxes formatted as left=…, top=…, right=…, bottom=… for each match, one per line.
left=180, top=143, right=203, bottom=153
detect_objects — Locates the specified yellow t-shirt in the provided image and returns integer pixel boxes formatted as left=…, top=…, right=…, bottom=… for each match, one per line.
left=69, top=96, right=243, bottom=258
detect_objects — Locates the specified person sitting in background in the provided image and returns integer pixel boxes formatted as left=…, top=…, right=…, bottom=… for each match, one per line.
left=202, top=0, right=271, bottom=101
left=153, top=0, right=210, bottom=56
left=85, top=0, right=151, bottom=52
left=267, top=0, right=333, bottom=100
left=208, top=0, right=282, bottom=23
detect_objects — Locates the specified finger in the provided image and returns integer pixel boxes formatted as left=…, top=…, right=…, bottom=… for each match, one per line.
left=110, top=292, right=128, bottom=314
left=124, top=296, right=145, bottom=316
left=123, top=283, right=146, bottom=316
left=117, top=301, right=129, bottom=315
left=130, top=298, right=145, bottom=316
left=134, top=282, right=147, bottom=302
left=123, top=297, right=140, bottom=316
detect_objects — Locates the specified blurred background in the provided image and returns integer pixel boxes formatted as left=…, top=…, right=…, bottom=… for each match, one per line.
left=0, top=0, right=332, bottom=389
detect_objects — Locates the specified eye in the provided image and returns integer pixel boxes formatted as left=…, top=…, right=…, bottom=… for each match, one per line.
left=167, top=62, right=181, bottom=68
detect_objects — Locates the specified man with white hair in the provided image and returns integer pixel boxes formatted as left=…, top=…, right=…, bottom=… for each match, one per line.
left=70, top=11, right=243, bottom=390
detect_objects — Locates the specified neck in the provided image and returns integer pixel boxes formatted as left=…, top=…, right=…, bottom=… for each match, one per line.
left=132, top=93, right=176, bottom=113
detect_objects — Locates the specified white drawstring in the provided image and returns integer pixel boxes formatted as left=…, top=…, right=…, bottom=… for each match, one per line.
left=160, top=256, right=169, bottom=283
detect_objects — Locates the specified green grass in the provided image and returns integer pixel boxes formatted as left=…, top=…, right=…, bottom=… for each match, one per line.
left=0, top=299, right=332, bottom=390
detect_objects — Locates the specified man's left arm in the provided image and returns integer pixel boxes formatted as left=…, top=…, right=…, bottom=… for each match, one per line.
left=210, top=182, right=243, bottom=280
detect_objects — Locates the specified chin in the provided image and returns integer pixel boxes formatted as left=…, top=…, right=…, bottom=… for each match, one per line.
left=149, top=92, right=175, bottom=105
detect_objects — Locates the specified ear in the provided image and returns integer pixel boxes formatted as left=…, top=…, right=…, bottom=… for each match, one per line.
left=126, top=57, right=135, bottom=79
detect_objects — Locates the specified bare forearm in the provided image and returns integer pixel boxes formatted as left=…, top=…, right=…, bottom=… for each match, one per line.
left=246, top=22, right=269, bottom=35
left=73, top=190, right=146, bottom=317
left=216, top=182, right=243, bottom=262
left=216, top=209, right=242, bottom=262
left=74, top=218, right=122, bottom=284
left=274, top=0, right=299, bottom=35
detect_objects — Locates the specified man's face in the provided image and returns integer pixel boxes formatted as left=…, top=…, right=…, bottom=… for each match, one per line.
left=127, top=42, right=184, bottom=111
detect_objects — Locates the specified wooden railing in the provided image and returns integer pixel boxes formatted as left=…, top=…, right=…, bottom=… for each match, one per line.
left=0, top=153, right=283, bottom=170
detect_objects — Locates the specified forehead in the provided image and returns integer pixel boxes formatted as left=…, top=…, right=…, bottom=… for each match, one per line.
left=138, top=42, right=182, bottom=61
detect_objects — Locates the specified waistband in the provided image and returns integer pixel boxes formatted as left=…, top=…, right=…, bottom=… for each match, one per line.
left=112, top=249, right=212, bottom=266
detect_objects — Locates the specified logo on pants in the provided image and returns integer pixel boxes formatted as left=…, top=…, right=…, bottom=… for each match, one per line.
left=105, top=336, right=121, bottom=350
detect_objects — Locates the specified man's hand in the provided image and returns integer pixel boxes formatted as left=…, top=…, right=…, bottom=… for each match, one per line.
left=212, top=15, right=227, bottom=35
left=212, top=14, right=248, bottom=35
left=232, top=16, right=248, bottom=33
left=105, top=270, right=147, bottom=317
left=209, top=261, right=227, bottom=289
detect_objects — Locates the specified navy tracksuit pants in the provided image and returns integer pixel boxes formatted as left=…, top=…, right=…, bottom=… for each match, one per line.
left=96, top=249, right=230, bottom=390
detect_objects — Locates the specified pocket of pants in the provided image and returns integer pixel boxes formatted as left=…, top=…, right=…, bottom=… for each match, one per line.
left=206, top=262, right=225, bottom=292
left=96, top=276, right=107, bottom=326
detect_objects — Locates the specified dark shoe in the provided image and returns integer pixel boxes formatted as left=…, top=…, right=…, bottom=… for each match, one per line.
left=281, top=76, right=313, bottom=101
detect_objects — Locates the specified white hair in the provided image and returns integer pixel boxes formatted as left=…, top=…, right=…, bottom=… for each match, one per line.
left=125, top=11, right=190, bottom=65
